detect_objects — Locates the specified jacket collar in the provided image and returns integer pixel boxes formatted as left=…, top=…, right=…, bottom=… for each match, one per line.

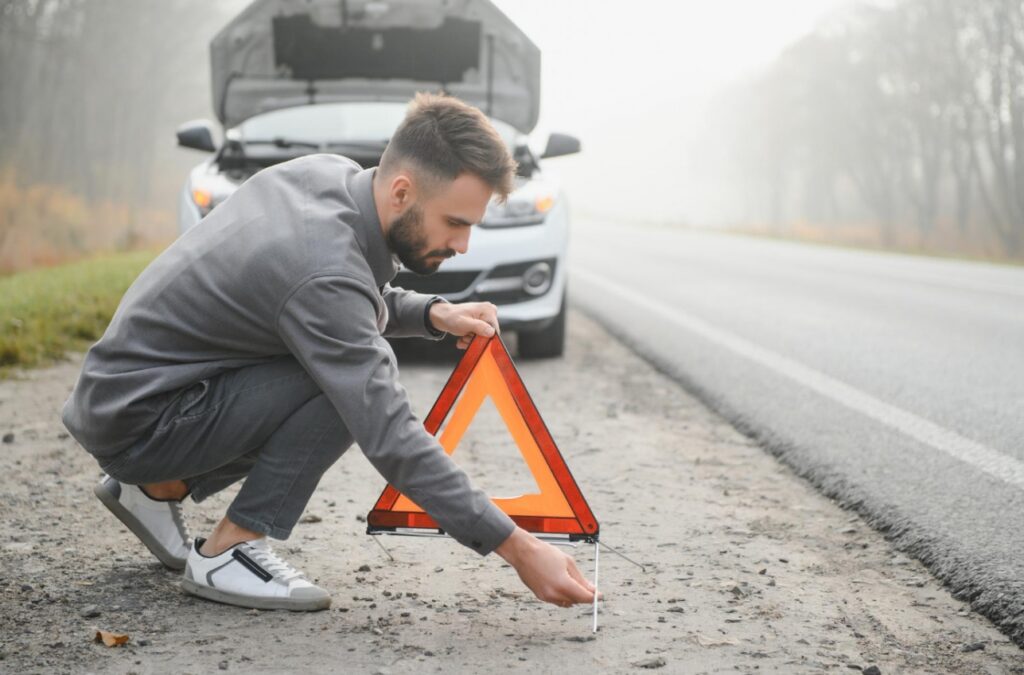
left=349, top=167, right=398, bottom=287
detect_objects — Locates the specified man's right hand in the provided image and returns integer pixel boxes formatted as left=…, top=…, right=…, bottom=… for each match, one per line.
left=428, top=300, right=499, bottom=350
left=495, top=527, right=600, bottom=607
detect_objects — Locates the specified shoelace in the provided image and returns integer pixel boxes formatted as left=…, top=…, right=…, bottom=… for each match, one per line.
left=245, top=541, right=305, bottom=583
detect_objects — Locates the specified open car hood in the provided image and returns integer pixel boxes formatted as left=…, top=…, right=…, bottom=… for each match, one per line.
left=210, top=0, right=540, bottom=133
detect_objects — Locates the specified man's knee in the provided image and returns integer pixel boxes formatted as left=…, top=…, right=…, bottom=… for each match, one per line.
left=300, top=394, right=352, bottom=466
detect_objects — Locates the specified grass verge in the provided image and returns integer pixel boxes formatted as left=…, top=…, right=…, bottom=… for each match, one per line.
left=0, top=250, right=159, bottom=377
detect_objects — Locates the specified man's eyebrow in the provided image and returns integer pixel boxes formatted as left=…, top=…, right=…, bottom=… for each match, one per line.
left=446, top=215, right=475, bottom=227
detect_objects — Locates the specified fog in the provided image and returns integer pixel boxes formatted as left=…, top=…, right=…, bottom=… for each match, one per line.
left=2, top=0, right=1023, bottom=272
left=493, top=0, right=853, bottom=224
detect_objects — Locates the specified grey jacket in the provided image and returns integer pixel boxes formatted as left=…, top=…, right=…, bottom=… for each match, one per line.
left=61, top=153, right=516, bottom=555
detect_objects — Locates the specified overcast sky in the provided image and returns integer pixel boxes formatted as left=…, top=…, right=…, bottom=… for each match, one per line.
left=491, top=0, right=856, bottom=223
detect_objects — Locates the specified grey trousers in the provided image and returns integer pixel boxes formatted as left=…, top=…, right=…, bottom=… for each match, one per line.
left=97, top=355, right=351, bottom=539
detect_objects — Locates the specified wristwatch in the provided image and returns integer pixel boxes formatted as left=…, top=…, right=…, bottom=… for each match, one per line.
left=424, top=296, right=448, bottom=338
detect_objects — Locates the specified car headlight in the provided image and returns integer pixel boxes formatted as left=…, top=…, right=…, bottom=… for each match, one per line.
left=480, top=189, right=555, bottom=228
left=190, top=177, right=235, bottom=217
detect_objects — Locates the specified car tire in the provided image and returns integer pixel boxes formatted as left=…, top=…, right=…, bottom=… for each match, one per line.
left=518, top=288, right=567, bottom=359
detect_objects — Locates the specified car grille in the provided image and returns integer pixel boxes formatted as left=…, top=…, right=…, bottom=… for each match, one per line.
left=392, top=270, right=480, bottom=295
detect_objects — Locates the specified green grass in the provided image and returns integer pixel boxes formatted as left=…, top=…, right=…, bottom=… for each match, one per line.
left=0, top=250, right=159, bottom=376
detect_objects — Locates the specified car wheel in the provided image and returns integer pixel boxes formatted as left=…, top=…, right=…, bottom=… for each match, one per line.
left=518, top=288, right=567, bottom=359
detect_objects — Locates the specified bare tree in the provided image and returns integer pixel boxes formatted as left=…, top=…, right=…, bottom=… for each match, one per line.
left=0, top=0, right=246, bottom=269
left=705, top=0, right=1024, bottom=259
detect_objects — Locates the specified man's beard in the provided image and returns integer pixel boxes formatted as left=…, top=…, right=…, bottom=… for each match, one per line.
left=386, top=204, right=455, bottom=275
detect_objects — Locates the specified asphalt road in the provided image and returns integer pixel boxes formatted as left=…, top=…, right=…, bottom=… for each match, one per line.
left=569, top=220, right=1024, bottom=645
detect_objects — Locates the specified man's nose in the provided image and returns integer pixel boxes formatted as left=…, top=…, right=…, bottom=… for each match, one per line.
left=450, top=229, right=471, bottom=255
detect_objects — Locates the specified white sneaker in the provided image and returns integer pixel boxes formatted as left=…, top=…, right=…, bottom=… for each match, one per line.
left=94, top=475, right=191, bottom=570
left=181, top=538, right=331, bottom=611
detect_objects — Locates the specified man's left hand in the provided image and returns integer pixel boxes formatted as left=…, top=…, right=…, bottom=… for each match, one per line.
left=429, top=301, right=500, bottom=349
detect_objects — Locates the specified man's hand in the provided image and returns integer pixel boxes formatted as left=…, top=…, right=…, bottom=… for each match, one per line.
left=429, top=301, right=500, bottom=350
left=496, top=527, right=600, bottom=608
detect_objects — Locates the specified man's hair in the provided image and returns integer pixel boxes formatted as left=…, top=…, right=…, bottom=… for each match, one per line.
left=379, top=92, right=517, bottom=201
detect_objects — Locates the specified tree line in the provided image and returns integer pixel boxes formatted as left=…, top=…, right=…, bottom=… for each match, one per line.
left=708, top=0, right=1024, bottom=260
left=0, top=0, right=244, bottom=272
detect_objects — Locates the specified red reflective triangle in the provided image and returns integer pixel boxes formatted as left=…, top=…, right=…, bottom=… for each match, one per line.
left=366, top=335, right=599, bottom=540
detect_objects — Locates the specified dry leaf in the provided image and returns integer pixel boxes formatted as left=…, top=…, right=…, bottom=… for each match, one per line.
left=695, top=633, right=738, bottom=647
left=94, top=629, right=130, bottom=647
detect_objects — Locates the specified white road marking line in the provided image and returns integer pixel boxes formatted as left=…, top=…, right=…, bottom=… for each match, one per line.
left=572, top=266, right=1024, bottom=491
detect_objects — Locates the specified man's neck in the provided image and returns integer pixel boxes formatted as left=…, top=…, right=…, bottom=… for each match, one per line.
left=371, top=169, right=391, bottom=238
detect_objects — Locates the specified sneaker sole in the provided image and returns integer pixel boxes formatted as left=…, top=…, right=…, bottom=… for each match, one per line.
left=93, top=480, right=187, bottom=571
left=180, top=577, right=331, bottom=611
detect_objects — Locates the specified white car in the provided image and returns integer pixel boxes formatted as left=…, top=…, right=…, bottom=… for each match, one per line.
left=175, top=0, right=579, bottom=358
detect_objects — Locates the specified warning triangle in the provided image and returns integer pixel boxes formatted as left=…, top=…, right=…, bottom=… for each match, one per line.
left=366, top=335, right=599, bottom=541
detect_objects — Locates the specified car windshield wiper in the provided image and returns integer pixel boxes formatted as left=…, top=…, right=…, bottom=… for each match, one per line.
left=241, top=138, right=390, bottom=153
left=243, top=137, right=322, bottom=150
left=322, top=139, right=390, bottom=151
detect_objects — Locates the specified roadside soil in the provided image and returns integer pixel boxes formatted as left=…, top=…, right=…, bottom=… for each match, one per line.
left=1, top=310, right=1021, bottom=674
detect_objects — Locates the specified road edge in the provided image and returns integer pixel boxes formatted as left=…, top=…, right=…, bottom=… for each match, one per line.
left=571, top=300, right=1024, bottom=650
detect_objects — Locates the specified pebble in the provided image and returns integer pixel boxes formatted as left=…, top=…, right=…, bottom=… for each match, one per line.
left=299, top=514, right=322, bottom=524
left=218, top=660, right=229, bottom=670
left=357, top=564, right=371, bottom=573
left=79, top=605, right=100, bottom=618
left=862, top=666, right=882, bottom=675
left=2, top=432, right=13, bottom=444
left=961, top=642, right=985, bottom=653
left=633, top=656, right=667, bottom=669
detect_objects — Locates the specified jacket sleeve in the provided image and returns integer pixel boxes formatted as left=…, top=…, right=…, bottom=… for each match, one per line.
left=276, top=273, right=515, bottom=555
left=380, top=283, right=446, bottom=339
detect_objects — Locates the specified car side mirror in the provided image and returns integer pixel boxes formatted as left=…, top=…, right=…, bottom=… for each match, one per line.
left=176, top=119, right=218, bottom=153
left=541, top=132, right=581, bottom=159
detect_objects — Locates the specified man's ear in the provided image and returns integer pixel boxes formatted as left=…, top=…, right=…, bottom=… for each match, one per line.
left=389, top=172, right=415, bottom=210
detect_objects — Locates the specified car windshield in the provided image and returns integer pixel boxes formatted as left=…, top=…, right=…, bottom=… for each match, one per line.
left=235, top=102, right=519, bottom=149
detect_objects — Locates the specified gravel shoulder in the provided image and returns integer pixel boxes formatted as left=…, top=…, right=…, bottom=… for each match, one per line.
left=1, top=310, right=1021, bottom=673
